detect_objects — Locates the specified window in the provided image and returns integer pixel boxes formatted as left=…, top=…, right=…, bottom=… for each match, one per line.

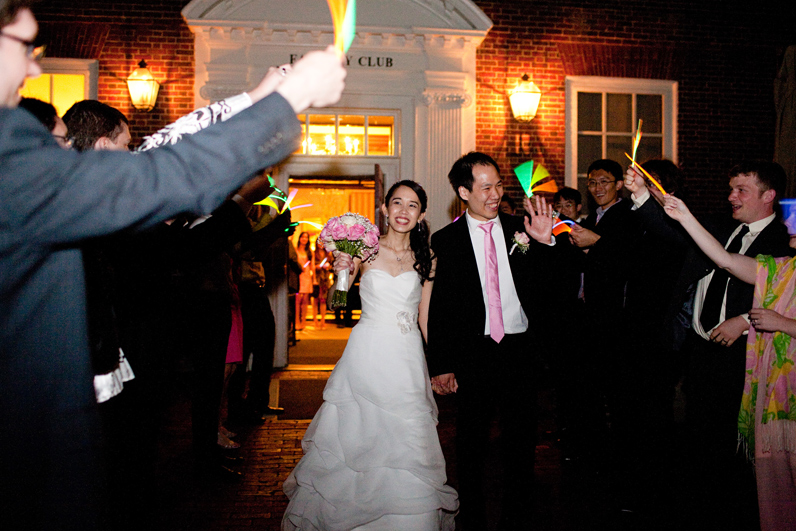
left=565, top=77, right=677, bottom=200
left=297, top=112, right=396, bottom=157
left=19, top=58, right=98, bottom=116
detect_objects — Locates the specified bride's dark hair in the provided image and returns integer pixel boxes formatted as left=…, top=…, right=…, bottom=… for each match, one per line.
left=384, top=180, right=434, bottom=283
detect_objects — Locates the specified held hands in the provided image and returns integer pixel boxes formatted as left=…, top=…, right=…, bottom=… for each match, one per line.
left=569, top=224, right=600, bottom=248
left=709, top=315, right=749, bottom=347
left=522, top=196, right=554, bottom=244
left=276, top=46, right=347, bottom=112
left=431, top=373, right=458, bottom=395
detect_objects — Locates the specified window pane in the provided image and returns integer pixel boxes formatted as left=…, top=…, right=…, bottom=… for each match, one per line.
left=368, top=115, right=394, bottom=156
left=307, top=114, right=336, bottom=155
left=637, top=94, right=662, bottom=134
left=607, top=93, right=632, bottom=132
left=607, top=135, right=632, bottom=165
left=338, top=115, right=364, bottom=156
left=578, top=134, right=602, bottom=175
left=578, top=92, right=601, bottom=132
left=51, top=74, right=84, bottom=117
left=637, top=136, right=662, bottom=163
left=19, top=73, right=52, bottom=102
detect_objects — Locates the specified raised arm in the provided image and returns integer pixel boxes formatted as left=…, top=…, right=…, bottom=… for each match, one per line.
left=663, top=195, right=757, bottom=284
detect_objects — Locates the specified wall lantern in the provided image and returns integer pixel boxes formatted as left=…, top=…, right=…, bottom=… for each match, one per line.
left=509, top=74, right=542, bottom=122
left=126, top=60, right=160, bottom=112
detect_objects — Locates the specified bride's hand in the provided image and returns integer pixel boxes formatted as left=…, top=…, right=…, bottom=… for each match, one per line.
left=332, top=251, right=355, bottom=273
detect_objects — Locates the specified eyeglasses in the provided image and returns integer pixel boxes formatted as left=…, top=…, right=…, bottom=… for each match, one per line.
left=52, top=135, right=72, bottom=149
left=587, top=179, right=616, bottom=189
left=0, top=32, right=46, bottom=61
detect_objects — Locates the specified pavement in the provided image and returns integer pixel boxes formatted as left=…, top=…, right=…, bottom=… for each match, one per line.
left=142, top=363, right=692, bottom=531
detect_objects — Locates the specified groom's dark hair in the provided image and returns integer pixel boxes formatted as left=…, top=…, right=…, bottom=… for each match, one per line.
left=448, top=151, right=500, bottom=201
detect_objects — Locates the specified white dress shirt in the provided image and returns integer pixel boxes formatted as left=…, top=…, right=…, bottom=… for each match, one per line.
left=465, top=211, right=529, bottom=336
left=691, top=213, right=775, bottom=339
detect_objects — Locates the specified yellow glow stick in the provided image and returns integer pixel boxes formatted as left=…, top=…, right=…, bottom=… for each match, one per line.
left=624, top=152, right=667, bottom=196
left=631, top=119, right=643, bottom=163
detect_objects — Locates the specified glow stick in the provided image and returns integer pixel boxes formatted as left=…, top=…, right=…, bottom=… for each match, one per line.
left=254, top=197, right=281, bottom=209
left=303, top=261, right=311, bottom=268
left=532, top=180, right=558, bottom=194
left=631, top=119, right=643, bottom=163
left=624, top=152, right=667, bottom=195
left=319, top=258, right=328, bottom=268
left=552, top=219, right=574, bottom=236
left=327, top=0, right=356, bottom=55
left=296, top=220, right=324, bottom=230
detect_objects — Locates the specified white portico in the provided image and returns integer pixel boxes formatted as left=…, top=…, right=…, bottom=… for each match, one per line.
left=182, top=0, right=492, bottom=364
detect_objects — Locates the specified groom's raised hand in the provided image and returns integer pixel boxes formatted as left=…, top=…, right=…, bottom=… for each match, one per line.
left=523, top=196, right=554, bottom=244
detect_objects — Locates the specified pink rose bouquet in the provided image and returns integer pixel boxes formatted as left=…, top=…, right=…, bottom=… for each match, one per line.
left=319, top=212, right=380, bottom=308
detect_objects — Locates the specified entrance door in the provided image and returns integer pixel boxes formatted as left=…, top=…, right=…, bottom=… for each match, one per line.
left=286, top=166, right=384, bottom=367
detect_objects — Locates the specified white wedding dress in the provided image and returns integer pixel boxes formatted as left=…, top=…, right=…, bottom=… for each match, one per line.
left=282, top=268, right=458, bottom=531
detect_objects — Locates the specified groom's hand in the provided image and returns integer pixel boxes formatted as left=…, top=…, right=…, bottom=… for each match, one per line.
left=523, top=196, right=554, bottom=244
left=431, top=373, right=457, bottom=395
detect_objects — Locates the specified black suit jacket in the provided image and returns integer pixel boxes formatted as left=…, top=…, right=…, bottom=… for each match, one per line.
left=426, top=212, right=554, bottom=377
left=634, top=198, right=795, bottom=348
left=580, top=199, right=642, bottom=318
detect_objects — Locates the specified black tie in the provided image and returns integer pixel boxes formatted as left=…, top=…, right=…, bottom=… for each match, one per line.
left=699, top=225, right=750, bottom=331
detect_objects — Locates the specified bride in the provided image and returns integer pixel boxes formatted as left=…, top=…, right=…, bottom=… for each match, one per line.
left=282, top=180, right=458, bottom=530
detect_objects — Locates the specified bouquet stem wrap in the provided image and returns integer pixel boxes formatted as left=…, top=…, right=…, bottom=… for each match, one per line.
left=331, top=269, right=349, bottom=309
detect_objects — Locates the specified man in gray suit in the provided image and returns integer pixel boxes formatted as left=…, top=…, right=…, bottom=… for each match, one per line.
left=0, top=1, right=345, bottom=528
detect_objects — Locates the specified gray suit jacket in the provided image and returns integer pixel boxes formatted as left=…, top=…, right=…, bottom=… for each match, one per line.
left=0, top=92, right=299, bottom=529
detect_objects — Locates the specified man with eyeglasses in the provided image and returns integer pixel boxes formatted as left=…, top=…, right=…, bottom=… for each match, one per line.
left=568, top=159, right=645, bottom=511
left=0, top=1, right=346, bottom=529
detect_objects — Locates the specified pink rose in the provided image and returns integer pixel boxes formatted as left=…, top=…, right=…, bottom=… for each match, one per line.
left=514, top=231, right=530, bottom=245
left=347, top=224, right=366, bottom=241
left=362, top=229, right=379, bottom=248
left=331, top=223, right=348, bottom=240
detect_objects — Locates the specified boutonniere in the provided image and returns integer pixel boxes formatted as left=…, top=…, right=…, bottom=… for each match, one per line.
left=510, top=231, right=530, bottom=255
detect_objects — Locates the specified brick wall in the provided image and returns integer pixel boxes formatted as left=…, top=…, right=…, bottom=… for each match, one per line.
left=31, top=0, right=796, bottom=215
left=34, top=0, right=194, bottom=146
left=473, top=0, right=796, bottom=215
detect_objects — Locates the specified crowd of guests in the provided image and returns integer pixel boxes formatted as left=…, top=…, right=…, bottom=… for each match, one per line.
left=4, top=2, right=796, bottom=530
left=523, top=157, right=796, bottom=530
left=0, top=1, right=347, bottom=529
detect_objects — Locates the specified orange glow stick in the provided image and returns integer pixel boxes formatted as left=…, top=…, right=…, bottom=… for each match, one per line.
left=624, top=152, right=667, bottom=196
left=552, top=219, right=575, bottom=236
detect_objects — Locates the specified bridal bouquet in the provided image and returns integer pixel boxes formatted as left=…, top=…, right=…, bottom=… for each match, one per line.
left=319, top=212, right=380, bottom=308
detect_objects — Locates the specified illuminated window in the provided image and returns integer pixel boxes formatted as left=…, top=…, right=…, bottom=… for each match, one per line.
left=565, top=77, right=677, bottom=199
left=19, top=58, right=98, bottom=116
left=298, top=112, right=395, bottom=156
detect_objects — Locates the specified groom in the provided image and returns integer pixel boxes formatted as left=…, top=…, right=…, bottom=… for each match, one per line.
left=428, top=152, right=554, bottom=530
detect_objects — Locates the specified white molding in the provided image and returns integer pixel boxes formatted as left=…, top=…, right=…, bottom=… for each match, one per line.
left=565, top=76, right=678, bottom=188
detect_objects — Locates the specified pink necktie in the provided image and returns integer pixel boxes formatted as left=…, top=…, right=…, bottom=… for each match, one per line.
left=479, top=222, right=504, bottom=343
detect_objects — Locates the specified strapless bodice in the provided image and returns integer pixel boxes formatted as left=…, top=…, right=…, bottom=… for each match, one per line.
left=358, top=268, right=421, bottom=333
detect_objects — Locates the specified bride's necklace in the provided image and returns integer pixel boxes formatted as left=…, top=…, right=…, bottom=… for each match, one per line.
left=382, top=242, right=411, bottom=271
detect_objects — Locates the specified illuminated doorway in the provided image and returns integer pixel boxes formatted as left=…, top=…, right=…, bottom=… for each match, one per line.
left=287, top=169, right=384, bottom=368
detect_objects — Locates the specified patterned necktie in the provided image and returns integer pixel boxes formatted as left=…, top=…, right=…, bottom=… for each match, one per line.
left=699, top=224, right=750, bottom=331
left=479, top=222, right=504, bottom=343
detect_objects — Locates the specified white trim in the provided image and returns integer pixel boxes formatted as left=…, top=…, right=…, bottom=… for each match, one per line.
left=565, top=76, right=678, bottom=188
